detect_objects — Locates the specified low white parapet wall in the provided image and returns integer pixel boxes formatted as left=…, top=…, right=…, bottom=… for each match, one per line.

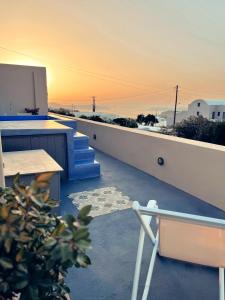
left=74, top=117, right=225, bottom=211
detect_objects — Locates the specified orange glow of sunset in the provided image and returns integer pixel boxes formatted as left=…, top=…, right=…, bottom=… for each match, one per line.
left=1, top=1, right=225, bottom=116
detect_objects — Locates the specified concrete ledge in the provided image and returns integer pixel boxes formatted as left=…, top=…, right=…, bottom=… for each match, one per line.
left=72, top=117, right=225, bottom=211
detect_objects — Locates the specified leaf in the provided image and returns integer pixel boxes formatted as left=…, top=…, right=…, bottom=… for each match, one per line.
left=0, top=206, right=9, bottom=219
left=44, top=237, right=57, bottom=248
left=0, top=258, right=13, bottom=270
left=75, top=239, right=91, bottom=250
left=13, top=173, right=20, bottom=186
left=64, top=215, right=75, bottom=225
left=17, top=263, right=28, bottom=274
left=14, top=279, right=29, bottom=290
left=76, top=253, right=91, bottom=267
left=4, top=238, right=12, bottom=253
left=0, top=224, right=8, bottom=235
left=27, top=286, right=39, bottom=300
left=45, top=198, right=59, bottom=208
left=16, top=248, right=24, bottom=262
left=16, top=232, right=32, bottom=242
left=36, top=172, right=55, bottom=183
left=52, top=222, right=66, bottom=237
left=0, top=281, right=9, bottom=293
left=81, top=215, right=93, bottom=225
left=74, top=228, right=89, bottom=241
left=78, top=205, right=92, bottom=219
left=30, top=196, right=44, bottom=208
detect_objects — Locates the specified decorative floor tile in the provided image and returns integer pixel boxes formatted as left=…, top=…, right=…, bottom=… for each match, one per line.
left=69, top=186, right=132, bottom=217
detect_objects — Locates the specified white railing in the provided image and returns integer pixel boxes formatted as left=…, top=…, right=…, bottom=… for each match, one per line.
left=132, top=200, right=225, bottom=300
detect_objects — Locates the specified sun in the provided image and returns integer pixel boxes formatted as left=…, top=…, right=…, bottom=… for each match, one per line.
left=9, top=58, right=53, bottom=88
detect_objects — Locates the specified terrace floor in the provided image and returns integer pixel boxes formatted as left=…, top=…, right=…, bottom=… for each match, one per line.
left=60, top=150, right=225, bottom=300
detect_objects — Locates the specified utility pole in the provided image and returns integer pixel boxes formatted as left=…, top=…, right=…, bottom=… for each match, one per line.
left=92, top=96, right=96, bottom=113
left=173, top=85, right=179, bottom=126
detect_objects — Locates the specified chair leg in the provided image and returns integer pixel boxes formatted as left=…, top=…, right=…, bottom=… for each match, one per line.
left=131, top=200, right=158, bottom=300
left=142, top=232, right=159, bottom=300
left=131, top=226, right=145, bottom=300
left=219, top=268, right=224, bottom=300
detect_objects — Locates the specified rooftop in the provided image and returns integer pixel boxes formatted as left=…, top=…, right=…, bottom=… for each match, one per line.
left=60, top=149, right=225, bottom=300
left=197, top=99, right=225, bottom=106
left=1, top=114, right=225, bottom=299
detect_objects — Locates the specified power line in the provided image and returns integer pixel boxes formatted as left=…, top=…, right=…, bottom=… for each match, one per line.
left=99, top=87, right=173, bottom=102
left=181, top=87, right=225, bottom=97
left=49, top=87, right=172, bottom=104
left=0, top=45, right=170, bottom=92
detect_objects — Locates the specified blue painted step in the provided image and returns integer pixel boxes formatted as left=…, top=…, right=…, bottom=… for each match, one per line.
left=74, top=147, right=95, bottom=163
left=73, top=132, right=89, bottom=150
left=72, top=160, right=100, bottom=180
left=72, top=132, right=101, bottom=180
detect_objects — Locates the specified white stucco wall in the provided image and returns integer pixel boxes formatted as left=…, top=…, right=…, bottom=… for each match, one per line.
left=0, top=64, right=48, bottom=115
left=188, top=99, right=225, bottom=121
left=188, top=99, right=210, bottom=119
left=208, top=105, right=225, bottom=121
left=163, top=99, right=225, bottom=126
left=73, top=117, right=225, bottom=211
left=165, top=111, right=188, bottom=126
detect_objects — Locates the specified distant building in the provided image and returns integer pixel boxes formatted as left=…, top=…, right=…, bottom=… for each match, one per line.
left=0, top=63, right=48, bottom=115
left=188, top=99, right=225, bottom=121
left=161, top=99, right=225, bottom=126
left=160, top=110, right=188, bottom=127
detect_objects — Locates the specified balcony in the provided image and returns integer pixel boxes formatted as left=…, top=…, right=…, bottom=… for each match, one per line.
left=1, top=115, right=225, bottom=299
left=58, top=117, right=225, bottom=300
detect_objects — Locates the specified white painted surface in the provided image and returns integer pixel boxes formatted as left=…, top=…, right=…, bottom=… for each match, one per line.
left=188, top=99, right=225, bottom=121
left=0, top=64, right=48, bottom=115
left=162, top=111, right=188, bottom=126
left=0, top=120, right=71, bottom=131
left=133, top=201, right=225, bottom=300
left=163, top=99, right=225, bottom=126
left=3, top=149, right=63, bottom=176
left=74, top=117, right=225, bottom=210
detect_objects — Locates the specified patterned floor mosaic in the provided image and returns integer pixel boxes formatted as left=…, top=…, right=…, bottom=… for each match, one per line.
left=69, top=186, right=132, bottom=217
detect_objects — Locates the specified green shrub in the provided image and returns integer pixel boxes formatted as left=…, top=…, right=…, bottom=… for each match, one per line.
left=213, top=122, right=225, bottom=146
left=0, top=173, right=92, bottom=300
left=175, top=116, right=214, bottom=142
left=113, top=118, right=138, bottom=128
left=175, top=116, right=225, bottom=146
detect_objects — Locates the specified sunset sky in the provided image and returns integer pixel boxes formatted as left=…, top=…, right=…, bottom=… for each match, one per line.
left=1, top=0, right=225, bottom=116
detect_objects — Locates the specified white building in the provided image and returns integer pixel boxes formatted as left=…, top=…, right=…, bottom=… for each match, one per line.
left=160, top=110, right=188, bottom=127
left=0, top=63, right=48, bottom=115
left=162, top=99, right=225, bottom=126
left=188, top=99, right=225, bottom=121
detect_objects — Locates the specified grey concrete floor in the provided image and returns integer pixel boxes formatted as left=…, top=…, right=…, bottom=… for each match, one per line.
left=60, top=150, right=225, bottom=300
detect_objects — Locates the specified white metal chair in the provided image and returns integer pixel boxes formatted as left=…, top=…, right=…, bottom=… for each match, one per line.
left=131, top=200, right=225, bottom=300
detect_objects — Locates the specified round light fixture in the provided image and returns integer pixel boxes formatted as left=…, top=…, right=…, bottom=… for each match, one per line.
left=157, top=157, right=164, bottom=166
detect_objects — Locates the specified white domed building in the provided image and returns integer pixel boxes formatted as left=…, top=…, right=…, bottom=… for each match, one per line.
left=188, top=99, right=225, bottom=121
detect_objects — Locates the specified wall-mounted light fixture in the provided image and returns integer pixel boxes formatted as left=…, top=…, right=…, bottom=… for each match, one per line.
left=157, top=157, right=164, bottom=166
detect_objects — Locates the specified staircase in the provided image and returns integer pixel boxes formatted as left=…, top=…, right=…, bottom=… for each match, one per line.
left=53, top=115, right=100, bottom=180
left=72, top=132, right=100, bottom=180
